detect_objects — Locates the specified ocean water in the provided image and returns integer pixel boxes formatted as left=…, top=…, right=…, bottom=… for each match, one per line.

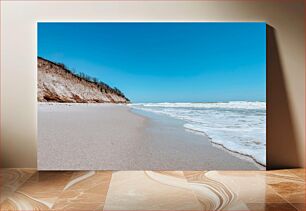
left=130, top=101, right=266, bottom=166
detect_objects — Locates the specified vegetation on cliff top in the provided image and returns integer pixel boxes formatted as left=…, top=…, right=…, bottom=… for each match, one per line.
left=38, top=56, right=129, bottom=101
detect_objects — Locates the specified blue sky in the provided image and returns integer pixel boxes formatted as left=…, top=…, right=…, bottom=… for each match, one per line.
left=38, top=22, right=266, bottom=103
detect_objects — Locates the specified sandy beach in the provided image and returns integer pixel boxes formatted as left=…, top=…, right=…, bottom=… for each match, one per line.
left=38, top=103, right=261, bottom=170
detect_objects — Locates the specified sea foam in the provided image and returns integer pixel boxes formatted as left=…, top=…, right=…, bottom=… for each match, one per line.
left=130, top=101, right=266, bottom=166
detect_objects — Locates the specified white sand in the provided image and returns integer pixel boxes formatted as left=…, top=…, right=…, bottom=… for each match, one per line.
left=38, top=103, right=260, bottom=170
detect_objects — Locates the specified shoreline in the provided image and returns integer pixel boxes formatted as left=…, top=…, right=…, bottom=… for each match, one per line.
left=129, top=103, right=266, bottom=169
left=38, top=103, right=261, bottom=170
left=130, top=107, right=261, bottom=170
left=184, top=128, right=265, bottom=169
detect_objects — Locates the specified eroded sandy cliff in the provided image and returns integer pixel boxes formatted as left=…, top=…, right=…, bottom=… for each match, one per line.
left=37, top=57, right=129, bottom=103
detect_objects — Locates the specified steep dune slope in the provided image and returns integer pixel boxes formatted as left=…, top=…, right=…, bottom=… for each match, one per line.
left=37, top=57, right=129, bottom=103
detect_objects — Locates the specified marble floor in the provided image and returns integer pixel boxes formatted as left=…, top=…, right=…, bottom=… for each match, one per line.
left=0, top=169, right=304, bottom=210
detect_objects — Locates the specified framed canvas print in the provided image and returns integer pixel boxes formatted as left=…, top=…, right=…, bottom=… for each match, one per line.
left=37, top=22, right=266, bottom=170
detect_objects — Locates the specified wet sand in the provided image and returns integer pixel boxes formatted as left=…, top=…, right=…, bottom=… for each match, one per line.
left=38, top=103, right=260, bottom=170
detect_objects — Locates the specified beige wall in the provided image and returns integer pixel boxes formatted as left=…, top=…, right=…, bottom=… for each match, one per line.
left=1, top=0, right=304, bottom=168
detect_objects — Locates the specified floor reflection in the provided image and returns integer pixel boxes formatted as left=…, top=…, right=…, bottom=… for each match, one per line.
left=0, top=169, right=304, bottom=210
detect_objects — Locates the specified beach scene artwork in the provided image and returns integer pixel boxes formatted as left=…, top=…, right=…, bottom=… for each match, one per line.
left=38, top=23, right=266, bottom=170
